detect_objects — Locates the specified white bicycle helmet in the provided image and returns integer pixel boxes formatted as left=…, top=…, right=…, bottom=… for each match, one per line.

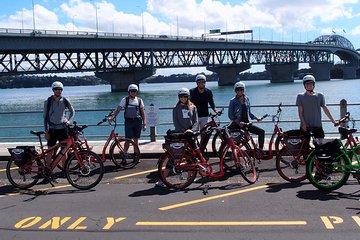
left=51, top=81, right=63, bottom=89
left=128, top=84, right=139, bottom=92
left=302, top=75, right=315, bottom=84
left=195, top=74, right=206, bottom=82
left=234, top=81, right=245, bottom=92
left=178, top=88, right=190, bottom=96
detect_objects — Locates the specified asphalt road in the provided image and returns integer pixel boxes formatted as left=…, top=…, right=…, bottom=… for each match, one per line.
left=0, top=158, right=360, bottom=240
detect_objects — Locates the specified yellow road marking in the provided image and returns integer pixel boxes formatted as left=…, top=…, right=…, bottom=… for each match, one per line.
left=159, top=185, right=270, bottom=211
left=113, top=169, right=157, bottom=180
left=136, top=221, right=307, bottom=226
left=0, top=185, right=71, bottom=198
left=0, top=167, right=17, bottom=172
left=1, top=168, right=157, bottom=198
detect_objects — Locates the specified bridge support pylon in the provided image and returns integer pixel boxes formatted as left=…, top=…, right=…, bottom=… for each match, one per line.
left=265, top=62, right=298, bottom=83
left=338, top=64, right=357, bottom=79
left=95, top=69, right=156, bottom=92
left=207, top=63, right=251, bottom=86
left=309, top=62, right=333, bottom=81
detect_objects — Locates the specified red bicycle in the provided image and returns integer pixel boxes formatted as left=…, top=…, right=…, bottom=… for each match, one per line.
left=223, top=103, right=311, bottom=182
left=95, top=110, right=140, bottom=169
left=157, top=124, right=257, bottom=190
left=6, top=123, right=104, bottom=190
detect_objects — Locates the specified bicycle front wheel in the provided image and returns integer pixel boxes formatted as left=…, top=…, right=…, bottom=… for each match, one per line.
left=306, top=151, right=350, bottom=191
left=220, top=141, right=253, bottom=172
left=158, top=153, right=197, bottom=190
left=211, top=131, right=223, bottom=157
left=109, top=138, right=140, bottom=169
left=276, top=147, right=308, bottom=182
left=65, top=150, right=104, bottom=190
left=6, top=157, right=41, bottom=189
left=222, top=145, right=257, bottom=184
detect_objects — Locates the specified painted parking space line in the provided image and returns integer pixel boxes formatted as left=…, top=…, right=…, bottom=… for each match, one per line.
left=113, top=168, right=157, bottom=180
left=159, top=184, right=271, bottom=211
left=0, top=168, right=157, bottom=198
left=0, top=185, right=71, bottom=198
left=136, top=220, right=307, bottom=226
left=0, top=167, right=16, bottom=172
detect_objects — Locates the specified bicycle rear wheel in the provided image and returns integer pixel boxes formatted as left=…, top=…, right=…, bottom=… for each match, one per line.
left=158, top=153, right=197, bottom=190
left=276, top=147, right=308, bottom=182
left=109, top=138, right=140, bottom=169
left=65, top=150, right=104, bottom=190
left=306, top=152, right=350, bottom=191
left=6, top=157, right=41, bottom=189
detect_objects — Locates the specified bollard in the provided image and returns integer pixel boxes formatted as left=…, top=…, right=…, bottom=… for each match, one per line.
left=339, top=99, right=347, bottom=127
left=339, top=99, right=347, bottom=139
left=150, top=126, right=156, bottom=142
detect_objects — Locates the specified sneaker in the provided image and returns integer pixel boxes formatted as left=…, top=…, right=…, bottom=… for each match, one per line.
left=155, top=180, right=166, bottom=187
left=121, top=153, right=128, bottom=165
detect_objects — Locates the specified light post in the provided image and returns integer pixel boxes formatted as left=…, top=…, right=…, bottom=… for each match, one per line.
left=95, top=4, right=99, bottom=34
left=136, top=6, right=145, bottom=37
left=72, top=15, right=76, bottom=34
left=31, top=0, right=36, bottom=31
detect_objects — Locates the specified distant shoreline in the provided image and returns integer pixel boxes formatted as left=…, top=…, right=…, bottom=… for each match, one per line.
left=0, top=66, right=344, bottom=89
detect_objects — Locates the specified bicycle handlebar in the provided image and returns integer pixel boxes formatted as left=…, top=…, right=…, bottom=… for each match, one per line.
left=69, top=121, right=88, bottom=132
left=97, top=110, right=115, bottom=125
left=208, top=108, right=224, bottom=119
left=338, top=112, right=350, bottom=124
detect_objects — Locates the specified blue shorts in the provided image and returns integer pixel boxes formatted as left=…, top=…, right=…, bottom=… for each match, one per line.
left=124, top=118, right=142, bottom=139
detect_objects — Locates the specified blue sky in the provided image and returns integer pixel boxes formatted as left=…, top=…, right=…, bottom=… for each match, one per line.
left=1, top=0, right=360, bottom=74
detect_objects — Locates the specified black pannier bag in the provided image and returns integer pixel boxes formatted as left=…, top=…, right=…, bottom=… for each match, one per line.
left=8, top=146, right=37, bottom=167
left=314, top=139, right=341, bottom=162
left=283, top=129, right=306, bottom=153
left=163, top=130, right=190, bottom=160
left=229, top=128, right=245, bottom=145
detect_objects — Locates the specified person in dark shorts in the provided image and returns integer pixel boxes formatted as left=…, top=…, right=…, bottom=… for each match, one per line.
left=109, top=84, right=146, bottom=153
left=44, top=81, right=75, bottom=167
left=296, top=74, right=339, bottom=144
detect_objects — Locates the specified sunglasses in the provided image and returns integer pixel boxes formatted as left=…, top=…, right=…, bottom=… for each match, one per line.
left=236, top=88, right=244, bottom=91
left=179, top=95, right=188, bottom=98
left=53, top=88, right=63, bottom=91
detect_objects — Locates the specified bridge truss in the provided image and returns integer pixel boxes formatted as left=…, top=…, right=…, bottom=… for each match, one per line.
left=0, top=48, right=333, bottom=75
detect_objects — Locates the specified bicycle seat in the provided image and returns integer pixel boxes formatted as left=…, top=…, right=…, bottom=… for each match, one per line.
left=338, top=127, right=357, bottom=136
left=30, top=130, right=45, bottom=136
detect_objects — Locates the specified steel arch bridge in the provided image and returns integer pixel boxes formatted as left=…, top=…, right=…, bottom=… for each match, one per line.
left=0, top=29, right=359, bottom=75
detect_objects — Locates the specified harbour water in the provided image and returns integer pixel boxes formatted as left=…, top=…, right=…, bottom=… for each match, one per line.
left=0, top=79, right=359, bottom=141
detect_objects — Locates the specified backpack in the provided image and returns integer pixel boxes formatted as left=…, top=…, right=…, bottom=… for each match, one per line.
left=45, top=96, right=71, bottom=126
left=124, top=96, right=143, bottom=119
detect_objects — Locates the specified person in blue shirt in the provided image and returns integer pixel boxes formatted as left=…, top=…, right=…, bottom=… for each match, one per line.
left=228, top=81, right=265, bottom=149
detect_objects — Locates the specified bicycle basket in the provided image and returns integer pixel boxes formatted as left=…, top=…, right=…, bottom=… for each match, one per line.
left=283, top=130, right=305, bottom=151
left=8, top=146, right=37, bottom=167
left=314, top=139, right=340, bottom=162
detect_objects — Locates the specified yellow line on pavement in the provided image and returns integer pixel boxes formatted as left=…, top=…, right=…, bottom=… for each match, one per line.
left=0, top=184, right=71, bottom=198
left=159, top=185, right=270, bottom=211
left=113, top=168, right=157, bottom=180
left=0, top=167, right=17, bottom=172
left=136, top=221, right=307, bottom=226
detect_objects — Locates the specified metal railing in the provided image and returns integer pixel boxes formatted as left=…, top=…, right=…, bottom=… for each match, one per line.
left=0, top=100, right=359, bottom=142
